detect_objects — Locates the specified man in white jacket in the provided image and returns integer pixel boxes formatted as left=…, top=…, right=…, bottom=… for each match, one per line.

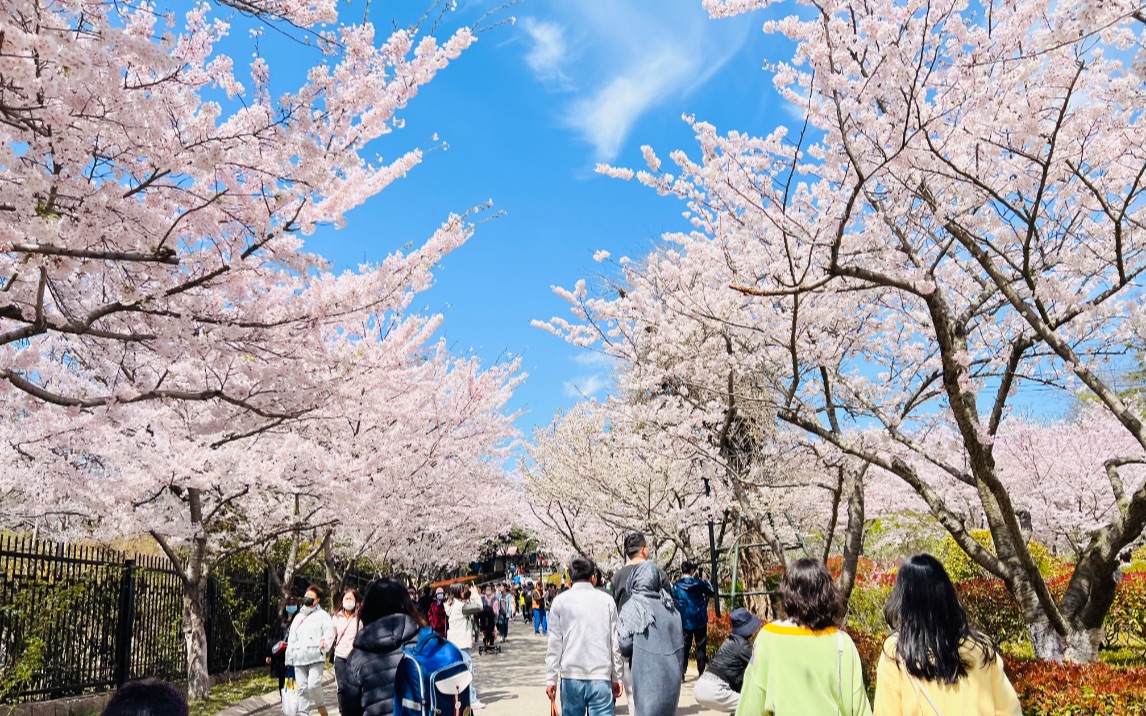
left=545, top=556, right=624, bottom=716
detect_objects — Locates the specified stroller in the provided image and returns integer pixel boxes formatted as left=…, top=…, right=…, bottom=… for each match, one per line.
left=476, top=593, right=502, bottom=655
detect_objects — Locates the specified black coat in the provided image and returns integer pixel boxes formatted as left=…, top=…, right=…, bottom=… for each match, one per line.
left=340, top=614, right=422, bottom=716
left=267, top=620, right=290, bottom=679
left=705, top=633, right=753, bottom=693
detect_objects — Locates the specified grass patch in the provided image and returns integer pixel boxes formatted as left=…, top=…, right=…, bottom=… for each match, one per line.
left=189, top=674, right=278, bottom=716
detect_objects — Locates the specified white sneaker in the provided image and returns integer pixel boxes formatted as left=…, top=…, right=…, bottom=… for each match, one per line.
left=472, top=702, right=487, bottom=710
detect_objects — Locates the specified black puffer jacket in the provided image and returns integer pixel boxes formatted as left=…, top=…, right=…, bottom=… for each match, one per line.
left=705, top=633, right=753, bottom=692
left=340, top=614, right=422, bottom=716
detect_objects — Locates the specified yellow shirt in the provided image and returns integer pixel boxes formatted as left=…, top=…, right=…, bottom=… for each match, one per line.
left=873, top=635, right=1023, bottom=716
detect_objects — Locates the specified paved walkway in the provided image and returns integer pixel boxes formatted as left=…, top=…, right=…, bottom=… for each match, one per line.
left=214, top=625, right=725, bottom=716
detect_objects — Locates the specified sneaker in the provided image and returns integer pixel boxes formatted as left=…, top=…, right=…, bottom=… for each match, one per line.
left=472, top=702, right=487, bottom=710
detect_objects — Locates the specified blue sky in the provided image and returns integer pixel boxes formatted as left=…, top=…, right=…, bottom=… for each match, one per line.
left=254, top=0, right=793, bottom=436
left=234, top=0, right=1079, bottom=439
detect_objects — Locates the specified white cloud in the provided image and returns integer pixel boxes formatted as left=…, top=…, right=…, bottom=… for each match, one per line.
left=563, top=374, right=608, bottom=399
left=521, top=18, right=570, bottom=86
left=518, top=1, right=756, bottom=161
left=573, top=351, right=615, bottom=369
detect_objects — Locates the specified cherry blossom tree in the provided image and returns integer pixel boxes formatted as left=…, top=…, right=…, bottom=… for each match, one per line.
left=0, top=333, right=520, bottom=697
left=0, top=0, right=525, bottom=696
left=0, top=0, right=480, bottom=437
left=521, top=401, right=716, bottom=566
left=543, top=0, right=1146, bottom=660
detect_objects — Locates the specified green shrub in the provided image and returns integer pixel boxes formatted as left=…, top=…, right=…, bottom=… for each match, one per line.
left=937, top=530, right=1058, bottom=583
left=845, top=582, right=893, bottom=634
left=955, top=577, right=1029, bottom=646
left=1129, top=545, right=1146, bottom=573
left=1105, top=573, right=1146, bottom=652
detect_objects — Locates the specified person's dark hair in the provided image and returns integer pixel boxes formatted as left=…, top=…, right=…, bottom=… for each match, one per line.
left=338, top=588, right=362, bottom=615
left=279, top=595, right=299, bottom=623
left=623, top=532, right=647, bottom=558
left=305, top=584, right=326, bottom=604
left=681, top=560, right=696, bottom=574
left=778, top=558, right=844, bottom=631
left=570, top=556, right=595, bottom=582
left=1121, top=549, right=1134, bottom=563
left=885, top=553, right=997, bottom=684
left=102, top=679, right=188, bottom=716
left=359, top=578, right=429, bottom=628
left=448, top=582, right=466, bottom=602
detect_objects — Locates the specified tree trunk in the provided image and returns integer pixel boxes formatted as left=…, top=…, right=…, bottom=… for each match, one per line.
left=1022, top=615, right=1099, bottom=662
left=837, top=465, right=866, bottom=605
left=735, top=526, right=778, bottom=620
left=1014, top=577, right=1102, bottom=662
left=183, top=575, right=211, bottom=700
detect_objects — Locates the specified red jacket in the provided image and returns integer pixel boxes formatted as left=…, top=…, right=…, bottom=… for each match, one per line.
left=427, top=599, right=448, bottom=638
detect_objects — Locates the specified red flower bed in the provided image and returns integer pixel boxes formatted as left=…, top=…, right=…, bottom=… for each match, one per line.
left=851, top=630, right=1146, bottom=714
left=1003, top=657, right=1146, bottom=715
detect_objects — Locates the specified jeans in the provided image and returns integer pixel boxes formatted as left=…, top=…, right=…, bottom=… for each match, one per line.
left=534, top=609, right=548, bottom=634
left=682, top=627, right=708, bottom=676
left=460, top=647, right=481, bottom=705
left=560, top=678, right=614, bottom=716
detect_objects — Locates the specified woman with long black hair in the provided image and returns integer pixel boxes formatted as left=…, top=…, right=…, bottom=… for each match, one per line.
left=873, top=554, right=1022, bottom=716
left=338, top=579, right=428, bottom=716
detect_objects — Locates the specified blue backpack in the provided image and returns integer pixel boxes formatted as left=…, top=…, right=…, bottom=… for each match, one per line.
left=394, top=627, right=472, bottom=716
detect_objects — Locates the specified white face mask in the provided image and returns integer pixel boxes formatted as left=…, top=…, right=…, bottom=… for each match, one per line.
left=342, top=599, right=356, bottom=612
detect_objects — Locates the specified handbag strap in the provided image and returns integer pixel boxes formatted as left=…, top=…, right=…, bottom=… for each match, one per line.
left=334, top=615, right=355, bottom=648
left=908, top=674, right=945, bottom=716
left=836, top=631, right=844, bottom=711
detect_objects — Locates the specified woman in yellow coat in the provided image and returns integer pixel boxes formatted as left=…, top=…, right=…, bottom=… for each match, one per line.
left=873, top=554, right=1022, bottom=716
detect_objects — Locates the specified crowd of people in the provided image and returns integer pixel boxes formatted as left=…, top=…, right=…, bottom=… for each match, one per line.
left=94, top=534, right=1024, bottom=716
left=543, top=533, right=1023, bottom=716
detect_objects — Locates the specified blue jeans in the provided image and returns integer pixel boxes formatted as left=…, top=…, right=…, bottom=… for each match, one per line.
left=560, top=678, right=614, bottom=716
left=534, top=609, right=548, bottom=634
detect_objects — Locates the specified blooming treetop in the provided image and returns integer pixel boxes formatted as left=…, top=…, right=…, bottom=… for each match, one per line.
left=521, top=401, right=716, bottom=564
left=0, top=0, right=479, bottom=439
left=541, top=0, right=1146, bottom=660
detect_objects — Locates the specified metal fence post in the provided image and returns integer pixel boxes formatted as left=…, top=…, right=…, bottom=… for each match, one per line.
left=114, top=559, right=137, bottom=686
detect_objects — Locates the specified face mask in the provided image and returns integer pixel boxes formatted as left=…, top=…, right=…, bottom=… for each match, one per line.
left=303, top=596, right=316, bottom=607
left=286, top=606, right=298, bottom=615
left=436, top=594, right=445, bottom=601
left=485, top=591, right=492, bottom=598
left=342, top=600, right=356, bottom=611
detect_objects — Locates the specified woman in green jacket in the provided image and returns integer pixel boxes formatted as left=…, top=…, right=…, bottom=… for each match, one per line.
left=736, top=559, right=871, bottom=716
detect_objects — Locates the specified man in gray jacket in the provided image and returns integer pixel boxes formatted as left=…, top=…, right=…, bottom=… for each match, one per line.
left=545, top=556, right=624, bottom=716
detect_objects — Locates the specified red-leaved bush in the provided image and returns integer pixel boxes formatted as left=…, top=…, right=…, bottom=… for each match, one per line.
left=705, top=610, right=732, bottom=660
left=850, top=629, right=1146, bottom=714
left=1003, top=657, right=1146, bottom=715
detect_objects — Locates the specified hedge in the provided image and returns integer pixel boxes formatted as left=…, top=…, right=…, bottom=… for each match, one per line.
left=701, top=568, right=1146, bottom=713
left=1004, top=658, right=1146, bottom=716
left=851, top=629, right=1146, bottom=714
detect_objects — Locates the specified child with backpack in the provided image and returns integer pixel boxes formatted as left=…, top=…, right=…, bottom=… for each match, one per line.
left=340, top=579, right=473, bottom=716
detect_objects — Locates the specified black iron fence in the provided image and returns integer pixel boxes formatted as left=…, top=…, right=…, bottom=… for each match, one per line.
left=0, top=535, right=298, bottom=704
